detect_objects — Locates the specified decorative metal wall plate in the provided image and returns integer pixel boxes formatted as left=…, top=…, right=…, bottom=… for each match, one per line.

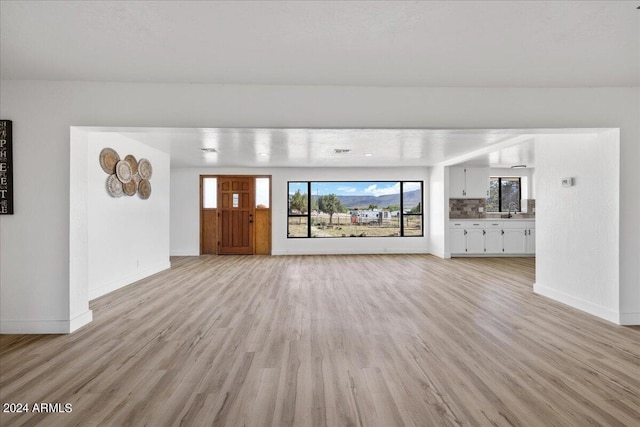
left=99, top=148, right=120, bottom=174
left=106, top=174, right=124, bottom=198
left=115, top=160, right=133, bottom=183
left=138, top=158, right=153, bottom=179
left=123, top=180, right=137, bottom=196
left=138, top=179, right=151, bottom=200
left=124, top=154, right=138, bottom=175
left=100, top=149, right=152, bottom=200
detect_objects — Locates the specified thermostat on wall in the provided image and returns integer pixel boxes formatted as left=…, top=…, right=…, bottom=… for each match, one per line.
left=561, top=177, right=574, bottom=187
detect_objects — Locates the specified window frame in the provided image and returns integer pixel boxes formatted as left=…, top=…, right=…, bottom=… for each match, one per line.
left=287, top=180, right=424, bottom=238
left=400, top=181, right=423, bottom=237
left=487, top=177, right=522, bottom=213
left=287, top=181, right=312, bottom=238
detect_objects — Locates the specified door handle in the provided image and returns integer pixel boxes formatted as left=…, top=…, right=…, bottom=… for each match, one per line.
left=249, top=214, right=253, bottom=224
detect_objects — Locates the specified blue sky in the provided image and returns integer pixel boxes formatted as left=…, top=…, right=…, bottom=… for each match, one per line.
left=289, top=181, right=420, bottom=197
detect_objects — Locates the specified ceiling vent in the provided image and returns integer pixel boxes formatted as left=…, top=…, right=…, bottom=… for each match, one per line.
left=334, top=148, right=351, bottom=154
left=201, top=148, right=217, bottom=153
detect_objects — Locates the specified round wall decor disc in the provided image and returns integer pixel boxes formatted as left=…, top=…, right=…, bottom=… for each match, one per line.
left=138, top=158, right=153, bottom=179
left=138, top=179, right=151, bottom=200
left=99, top=148, right=120, bottom=174
left=124, top=154, right=138, bottom=175
left=115, top=160, right=133, bottom=183
left=106, top=174, right=124, bottom=197
left=123, top=179, right=137, bottom=196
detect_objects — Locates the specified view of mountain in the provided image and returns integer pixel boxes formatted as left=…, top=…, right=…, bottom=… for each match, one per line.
left=311, top=189, right=421, bottom=209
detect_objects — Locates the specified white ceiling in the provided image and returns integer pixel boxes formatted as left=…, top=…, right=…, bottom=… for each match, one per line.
left=113, top=127, right=530, bottom=168
left=2, top=1, right=638, bottom=87
left=456, top=138, right=536, bottom=168
left=5, top=2, right=634, bottom=168
left=96, top=127, right=606, bottom=169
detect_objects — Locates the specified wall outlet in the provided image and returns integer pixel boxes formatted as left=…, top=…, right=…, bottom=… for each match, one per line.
left=478, top=207, right=484, bottom=212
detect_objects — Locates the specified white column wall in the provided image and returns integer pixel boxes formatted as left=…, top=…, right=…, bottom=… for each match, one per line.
left=534, top=133, right=620, bottom=322
left=428, top=166, right=448, bottom=258
left=86, top=132, right=171, bottom=300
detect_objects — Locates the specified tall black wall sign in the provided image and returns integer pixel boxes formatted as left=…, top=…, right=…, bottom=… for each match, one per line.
left=0, top=120, right=13, bottom=214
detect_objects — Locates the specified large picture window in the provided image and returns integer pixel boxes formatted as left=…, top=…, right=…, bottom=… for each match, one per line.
left=287, top=181, right=423, bottom=238
left=486, top=177, right=521, bottom=212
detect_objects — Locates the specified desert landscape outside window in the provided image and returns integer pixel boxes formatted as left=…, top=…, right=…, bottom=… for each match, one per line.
left=287, top=181, right=423, bottom=238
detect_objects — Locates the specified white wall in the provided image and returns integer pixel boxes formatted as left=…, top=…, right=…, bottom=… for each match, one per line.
left=534, top=132, right=620, bottom=323
left=0, top=81, right=638, bottom=332
left=86, top=132, right=170, bottom=300
left=171, top=167, right=429, bottom=256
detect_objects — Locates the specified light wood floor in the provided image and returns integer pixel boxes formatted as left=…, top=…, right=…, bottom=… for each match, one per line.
left=1, top=255, right=639, bottom=426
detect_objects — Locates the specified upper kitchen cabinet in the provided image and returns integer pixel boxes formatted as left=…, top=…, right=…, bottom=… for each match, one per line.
left=449, top=167, right=489, bottom=199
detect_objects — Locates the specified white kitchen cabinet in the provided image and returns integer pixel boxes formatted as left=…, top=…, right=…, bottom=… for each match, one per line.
left=449, top=220, right=535, bottom=256
left=465, top=168, right=490, bottom=198
left=449, top=167, right=489, bottom=199
left=449, top=167, right=466, bottom=198
left=503, top=229, right=527, bottom=254
left=484, top=229, right=503, bottom=253
left=450, top=228, right=466, bottom=254
left=466, top=228, right=485, bottom=253
left=526, top=228, right=536, bottom=254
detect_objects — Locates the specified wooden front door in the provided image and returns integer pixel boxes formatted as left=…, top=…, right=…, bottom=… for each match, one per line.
left=218, top=177, right=254, bottom=254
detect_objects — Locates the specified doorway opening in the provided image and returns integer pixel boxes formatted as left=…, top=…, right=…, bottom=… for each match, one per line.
left=200, top=175, right=271, bottom=255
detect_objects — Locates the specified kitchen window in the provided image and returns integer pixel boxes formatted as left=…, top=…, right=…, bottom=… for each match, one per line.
left=486, top=177, right=521, bottom=212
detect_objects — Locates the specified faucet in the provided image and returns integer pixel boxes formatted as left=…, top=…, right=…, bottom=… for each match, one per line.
left=507, top=201, right=517, bottom=218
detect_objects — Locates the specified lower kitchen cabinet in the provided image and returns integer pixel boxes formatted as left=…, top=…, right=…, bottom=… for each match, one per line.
left=484, top=229, right=503, bottom=253
left=450, top=228, right=466, bottom=254
left=503, top=229, right=527, bottom=254
left=526, top=228, right=536, bottom=254
left=449, top=220, right=535, bottom=256
left=466, top=229, right=484, bottom=254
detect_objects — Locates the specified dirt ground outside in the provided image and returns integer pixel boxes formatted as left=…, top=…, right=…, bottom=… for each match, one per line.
left=288, top=213, right=422, bottom=237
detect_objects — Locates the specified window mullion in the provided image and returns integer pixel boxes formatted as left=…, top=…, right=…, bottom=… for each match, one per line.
left=498, top=178, right=503, bottom=212
left=307, top=181, right=311, bottom=238
left=399, top=181, right=404, bottom=237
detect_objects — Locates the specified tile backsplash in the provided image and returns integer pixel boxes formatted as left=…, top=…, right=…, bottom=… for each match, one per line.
left=450, top=199, right=535, bottom=219
left=449, top=198, right=486, bottom=219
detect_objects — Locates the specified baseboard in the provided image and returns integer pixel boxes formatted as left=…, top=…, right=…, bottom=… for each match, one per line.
left=451, top=253, right=535, bottom=258
left=69, top=310, right=93, bottom=332
left=271, top=248, right=429, bottom=256
left=89, top=261, right=171, bottom=300
left=619, top=312, right=640, bottom=326
left=1, top=320, right=68, bottom=334
left=533, top=282, right=620, bottom=325
left=429, top=251, right=447, bottom=259
left=170, top=250, right=199, bottom=256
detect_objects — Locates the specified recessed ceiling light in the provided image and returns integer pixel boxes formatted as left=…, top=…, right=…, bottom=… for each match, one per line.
left=258, top=152, right=268, bottom=156
left=364, top=153, right=373, bottom=157
left=201, top=148, right=217, bottom=153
